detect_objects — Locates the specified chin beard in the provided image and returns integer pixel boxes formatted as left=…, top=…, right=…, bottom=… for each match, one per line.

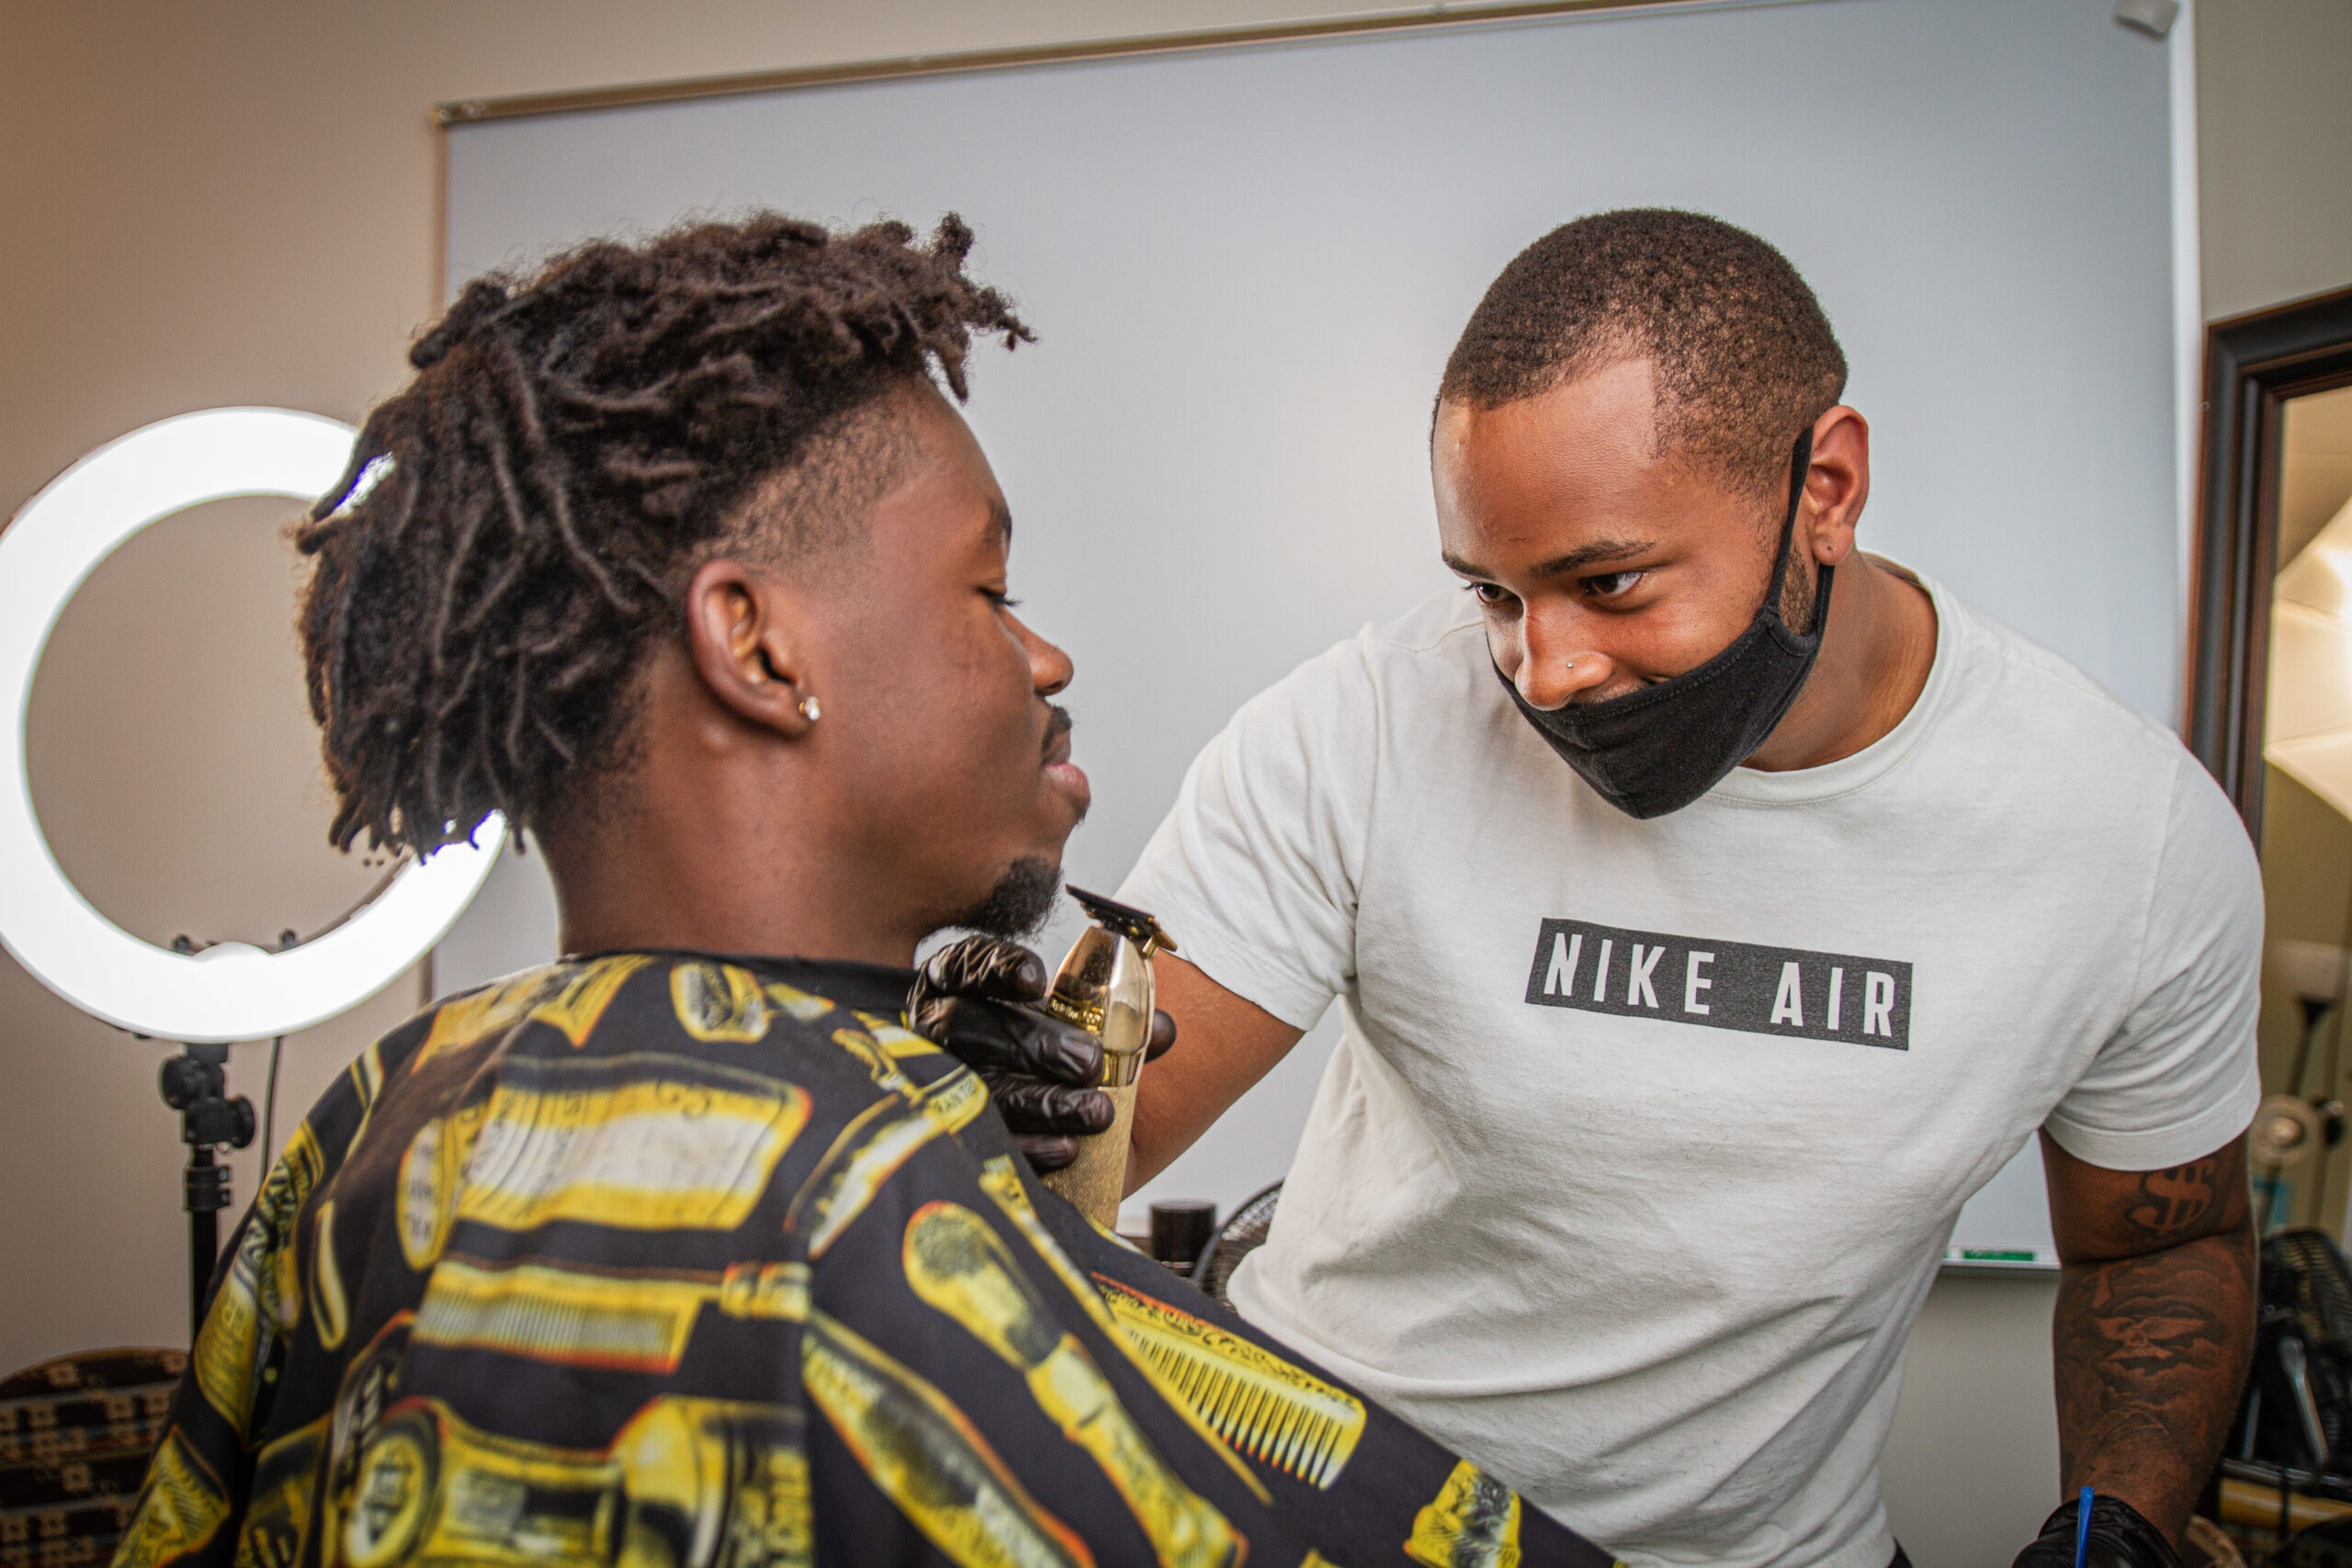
left=944, top=856, right=1063, bottom=940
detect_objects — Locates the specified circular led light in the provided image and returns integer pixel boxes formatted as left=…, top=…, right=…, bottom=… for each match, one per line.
left=0, top=408, right=503, bottom=1043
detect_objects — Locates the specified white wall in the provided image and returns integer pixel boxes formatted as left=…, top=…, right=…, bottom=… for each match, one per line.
left=2, top=3, right=2344, bottom=1562
left=441, top=0, right=2178, bottom=1283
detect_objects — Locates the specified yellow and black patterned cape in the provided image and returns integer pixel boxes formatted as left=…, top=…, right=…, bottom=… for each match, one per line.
left=114, top=951, right=1619, bottom=1568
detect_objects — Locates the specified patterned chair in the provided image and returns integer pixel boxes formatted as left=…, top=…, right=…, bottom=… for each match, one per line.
left=0, top=1349, right=183, bottom=1568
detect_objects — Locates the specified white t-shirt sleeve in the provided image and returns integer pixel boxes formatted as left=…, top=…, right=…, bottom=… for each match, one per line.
left=2043, top=755, right=2263, bottom=1170
left=1115, top=637, right=1377, bottom=1032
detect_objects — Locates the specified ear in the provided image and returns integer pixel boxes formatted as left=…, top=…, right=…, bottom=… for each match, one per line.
left=1800, top=406, right=1871, bottom=566
left=683, top=557, right=820, bottom=738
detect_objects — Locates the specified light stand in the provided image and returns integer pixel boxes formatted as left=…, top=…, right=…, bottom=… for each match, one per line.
left=156, top=1041, right=254, bottom=1337
left=0, top=408, right=503, bottom=1350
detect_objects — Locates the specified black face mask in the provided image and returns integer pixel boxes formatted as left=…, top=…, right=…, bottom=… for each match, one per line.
left=1497, top=432, right=1829, bottom=819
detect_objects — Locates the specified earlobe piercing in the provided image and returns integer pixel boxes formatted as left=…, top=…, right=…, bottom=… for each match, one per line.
left=797, top=695, right=821, bottom=722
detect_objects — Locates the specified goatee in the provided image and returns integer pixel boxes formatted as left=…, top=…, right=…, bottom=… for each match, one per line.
left=947, top=856, right=1062, bottom=940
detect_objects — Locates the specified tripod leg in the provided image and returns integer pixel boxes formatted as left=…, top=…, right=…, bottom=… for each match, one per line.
left=184, top=1146, right=224, bottom=1341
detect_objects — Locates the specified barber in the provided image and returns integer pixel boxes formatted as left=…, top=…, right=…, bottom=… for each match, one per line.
left=912, top=209, right=2256, bottom=1568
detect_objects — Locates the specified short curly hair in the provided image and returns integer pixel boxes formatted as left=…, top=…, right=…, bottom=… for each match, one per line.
left=1440, top=209, right=1846, bottom=502
left=294, top=212, right=1029, bottom=858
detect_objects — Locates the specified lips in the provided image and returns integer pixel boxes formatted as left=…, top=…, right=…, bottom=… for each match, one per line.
left=1041, top=708, right=1091, bottom=815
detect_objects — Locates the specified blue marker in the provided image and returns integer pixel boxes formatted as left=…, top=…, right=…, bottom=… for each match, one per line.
left=2073, top=1486, right=2094, bottom=1568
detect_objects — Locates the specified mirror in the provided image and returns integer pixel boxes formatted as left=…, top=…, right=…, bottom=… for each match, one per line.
left=2254, top=383, right=2352, bottom=1232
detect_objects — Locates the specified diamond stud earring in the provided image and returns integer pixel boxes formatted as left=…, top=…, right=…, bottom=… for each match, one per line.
left=797, top=695, right=821, bottom=722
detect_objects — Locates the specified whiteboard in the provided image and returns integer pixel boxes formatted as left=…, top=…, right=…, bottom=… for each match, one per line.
left=441, top=0, right=2186, bottom=1258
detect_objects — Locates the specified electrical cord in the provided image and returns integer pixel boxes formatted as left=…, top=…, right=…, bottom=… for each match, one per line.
left=260, top=1035, right=283, bottom=1172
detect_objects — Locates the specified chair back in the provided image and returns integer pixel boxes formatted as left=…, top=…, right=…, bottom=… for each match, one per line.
left=0, top=1348, right=185, bottom=1568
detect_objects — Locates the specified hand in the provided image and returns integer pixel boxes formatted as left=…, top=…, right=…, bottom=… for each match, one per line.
left=907, top=933, right=1177, bottom=1171
left=2011, top=1495, right=2182, bottom=1568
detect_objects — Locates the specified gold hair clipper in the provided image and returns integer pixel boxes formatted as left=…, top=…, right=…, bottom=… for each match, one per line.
left=1037, top=886, right=1177, bottom=1227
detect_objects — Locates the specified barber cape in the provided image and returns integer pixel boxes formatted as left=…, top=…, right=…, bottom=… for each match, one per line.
left=114, top=950, right=1615, bottom=1568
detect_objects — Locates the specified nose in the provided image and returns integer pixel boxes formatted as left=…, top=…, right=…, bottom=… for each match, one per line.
left=1510, top=606, right=1613, bottom=710
left=1012, top=612, right=1073, bottom=697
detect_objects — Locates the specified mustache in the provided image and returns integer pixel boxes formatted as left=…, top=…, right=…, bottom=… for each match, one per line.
left=1042, top=704, right=1073, bottom=756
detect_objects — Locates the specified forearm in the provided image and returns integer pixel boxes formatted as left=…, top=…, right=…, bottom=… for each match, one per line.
left=2052, top=1221, right=2256, bottom=1542
left=1127, top=1076, right=1227, bottom=1190
left=1128, top=1038, right=1286, bottom=1189
left=1125, top=955, right=1302, bottom=1192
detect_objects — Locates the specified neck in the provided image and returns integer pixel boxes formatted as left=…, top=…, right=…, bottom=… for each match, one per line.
left=1743, top=552, right=1937, bottom=772
left=537, top=653, right=932, bottom=968
left=541, top=803, right=929, bottom=970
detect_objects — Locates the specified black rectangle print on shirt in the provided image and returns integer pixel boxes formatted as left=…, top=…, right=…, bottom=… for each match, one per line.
left=1523, top=918, right=1913, bottom=1050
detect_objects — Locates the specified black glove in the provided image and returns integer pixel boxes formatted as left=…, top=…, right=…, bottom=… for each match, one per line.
left=2012, top=1495, right=2184, bottom=1568
left=906, top=934, right=1177, bottom=1172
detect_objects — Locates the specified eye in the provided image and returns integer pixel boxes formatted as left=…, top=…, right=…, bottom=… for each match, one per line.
left=1585, top=570, right=1645, bottom=600
left=982, top=587, right=1022, bottom=610
left=1466, top=582, right=1516, bottom=608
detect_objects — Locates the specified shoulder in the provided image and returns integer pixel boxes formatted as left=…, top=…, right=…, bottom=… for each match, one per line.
left=1928, top=581, right=2256, bottom=906
left=1335, top=587, right=1491, bottom=689
left=1917, top=582, right=2196, bottom=825
left=1166, top=589, right=1499, bottom=831
left=382, top=953, right=969, bottom=1154
left=379, top=954, right=985, bottom=1252
left=1225, top=588, right=1494, bottom=744
left=1941, top=589, right=2181, bottom=762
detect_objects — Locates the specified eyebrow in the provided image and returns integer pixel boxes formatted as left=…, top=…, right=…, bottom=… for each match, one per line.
left=987, top=498, right=1013, bottom=547
left=1441, top=536, right=1657, bottom=581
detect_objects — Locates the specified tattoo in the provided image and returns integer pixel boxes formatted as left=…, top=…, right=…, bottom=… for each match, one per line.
left=2053, top=1228, right=2255, bottom=1542
left=2122, top=1158, right=2222, bottom=1241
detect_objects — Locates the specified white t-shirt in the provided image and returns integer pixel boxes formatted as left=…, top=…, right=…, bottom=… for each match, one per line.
left=1117, top=570, right=2260, bottom=1568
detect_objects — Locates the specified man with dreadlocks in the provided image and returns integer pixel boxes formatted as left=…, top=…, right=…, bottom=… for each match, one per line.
left=114, top=213, right=1619, bottom=1568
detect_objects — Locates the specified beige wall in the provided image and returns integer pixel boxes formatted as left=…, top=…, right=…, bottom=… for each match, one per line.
left=0, top=2, right=2341, bottom=1561
left=2196, top=0, right=2352, bottom=319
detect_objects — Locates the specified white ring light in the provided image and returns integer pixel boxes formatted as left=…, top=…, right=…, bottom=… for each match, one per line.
left=0, top=408, right=503, bottom=1043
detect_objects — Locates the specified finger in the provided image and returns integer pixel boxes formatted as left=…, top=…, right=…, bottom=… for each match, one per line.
left=916, top=933, right=1049, bottom=1007
left=986, top=1077, right=1115, bottom=1136
left=913, top=997, right=1102, bottom=1083
left=1146, top=1007, right=1177, bottom=1061
left=1017, top=1134, right=1080, bottom=1173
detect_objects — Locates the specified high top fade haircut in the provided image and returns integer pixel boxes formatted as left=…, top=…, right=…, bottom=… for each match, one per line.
left=1440, top=209, right=1847, bottom=505
left=295, top=212, right=1029, bottom=858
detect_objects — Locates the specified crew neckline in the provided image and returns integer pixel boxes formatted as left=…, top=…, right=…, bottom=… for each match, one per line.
left=1705, top=558, right=1958, bottom=808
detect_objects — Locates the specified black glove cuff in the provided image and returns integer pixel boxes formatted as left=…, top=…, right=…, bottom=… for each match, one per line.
left=2014, top=1495, right=2183, bottom=1568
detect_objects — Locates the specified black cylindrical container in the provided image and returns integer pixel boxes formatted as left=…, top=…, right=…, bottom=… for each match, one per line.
left=1150, top=1200, right=1218, bottom=1274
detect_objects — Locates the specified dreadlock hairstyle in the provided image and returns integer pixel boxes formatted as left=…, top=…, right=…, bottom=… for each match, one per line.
left=295, top=212, right=1030, bottom=859
left=1440, top=209, right=1847, bottom=505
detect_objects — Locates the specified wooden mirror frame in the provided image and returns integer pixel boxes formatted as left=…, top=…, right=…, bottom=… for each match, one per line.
left=2185, top=285, right=2352, bottom=839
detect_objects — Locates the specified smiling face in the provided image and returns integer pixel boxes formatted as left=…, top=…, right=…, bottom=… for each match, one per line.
left=809, top=388, right=1091, bottom=935
left=1432, top=356, right=1810, bottom=711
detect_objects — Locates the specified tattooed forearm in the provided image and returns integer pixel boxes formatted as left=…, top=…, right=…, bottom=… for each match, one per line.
left=2045, top=1140, right=2256, bottom=1545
